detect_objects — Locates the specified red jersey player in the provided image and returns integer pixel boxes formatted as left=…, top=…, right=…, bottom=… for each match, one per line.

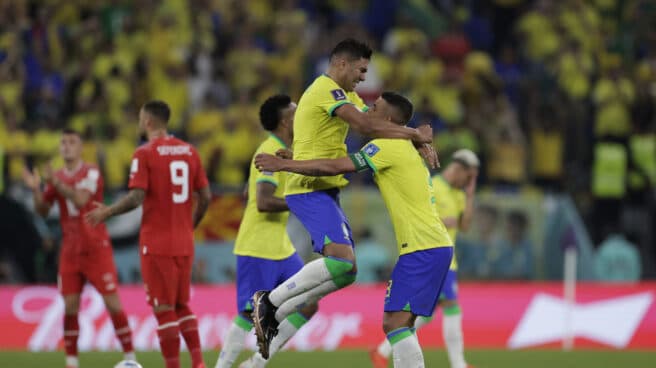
left=22, top=128, right=136, bottom=368
left=86, top=100, right=212, bottom=368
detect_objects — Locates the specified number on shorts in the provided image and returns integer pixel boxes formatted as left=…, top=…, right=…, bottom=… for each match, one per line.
left=169, top=160, right=189, bottom=203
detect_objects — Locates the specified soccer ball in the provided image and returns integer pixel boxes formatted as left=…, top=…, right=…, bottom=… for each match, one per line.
left=114, top=360, right=143, bottom=368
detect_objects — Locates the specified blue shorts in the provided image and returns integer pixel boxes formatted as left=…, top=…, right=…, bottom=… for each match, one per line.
left=286, top=189, right=354, bottom=254
left=440, top=270, right=458, bottom=301
left=384, top=247, right=453, bottom=317
left=236, top=253, right=304, bottom=312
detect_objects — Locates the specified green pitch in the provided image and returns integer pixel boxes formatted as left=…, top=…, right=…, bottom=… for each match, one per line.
left=1, top=349, right=654, bottom=367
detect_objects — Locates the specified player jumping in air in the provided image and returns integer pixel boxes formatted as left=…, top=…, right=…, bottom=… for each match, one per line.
left=215, top=95, right=318, bottom=368
left=250, top=38, right=438, bottom=359
left=23, top=129, right=136, bottom=368
left=255, top=92, right=453, bottom=368
left=86, top=101, right=212, bottom=368
left=370, top=149, right=479, bottom=368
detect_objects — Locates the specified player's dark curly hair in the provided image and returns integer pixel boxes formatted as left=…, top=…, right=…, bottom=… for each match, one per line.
left=142, top=100, right=171, bottom=124
left=330, top=38, right=372, bottom=61
left=381, top=91, right=414, bottom=124
left=259, top=94, right=292, bottom=131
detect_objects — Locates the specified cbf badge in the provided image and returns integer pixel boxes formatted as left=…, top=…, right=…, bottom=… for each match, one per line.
left=331, top=89, right=346, bottom=101
left=363, top=143, right=380, bottom=157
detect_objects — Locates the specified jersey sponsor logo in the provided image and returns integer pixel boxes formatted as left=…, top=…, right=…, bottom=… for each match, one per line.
left=157, top=145, right=192, bottom=156
left=363, top=143, right=380, bottom=157
left=330, top=89, right=346, bottom=101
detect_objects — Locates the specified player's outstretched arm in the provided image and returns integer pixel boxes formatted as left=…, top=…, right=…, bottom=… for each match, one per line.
left=335, top=104, right=432, bottom=143
left=22, top=167, right=51, bottom=217
left=192, top=186, right=211, bottom=228
left=85, top=188, right=145, bottom=226
left=256, top=182, right=288, bottom=213
left=255, top=153, right=356, bottom=177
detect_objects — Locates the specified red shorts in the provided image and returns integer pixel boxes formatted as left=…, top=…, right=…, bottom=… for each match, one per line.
left=58, top=246, right=119, bottom=296
left=140, top=254, right=193, bottom=307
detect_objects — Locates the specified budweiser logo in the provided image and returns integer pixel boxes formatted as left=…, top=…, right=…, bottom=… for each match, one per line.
left=508, top=292, right=654, bottom=349
left=11, top=286, right=362, bottom=351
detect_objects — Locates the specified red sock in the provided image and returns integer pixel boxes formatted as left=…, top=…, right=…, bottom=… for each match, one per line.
left=155, top=310, right=181, bottom=368
left=176, top=305, right=204, bottom=368
left=63, top=314, right=79, bottom=358
left=110, top=311, right=134, bottom=354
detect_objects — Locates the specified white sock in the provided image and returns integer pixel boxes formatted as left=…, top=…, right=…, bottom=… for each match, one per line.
left=270, top=312, right=308, bottom=355
left=124, top=351, right=137, bottom=361
left=269, top=258, right=333, bottom=307
left=65, top=355, right=79, bottom=367
left=241, top=353, right=267, bottom=368
left=389, top=329, right=424, bottom=368
left=216, top=316, right=252, bottom=368
left=377, top=316, right=433, bottom=358
left=443, top=311, right=467, bottom=368
left=274, top=279, right=337, bottom=322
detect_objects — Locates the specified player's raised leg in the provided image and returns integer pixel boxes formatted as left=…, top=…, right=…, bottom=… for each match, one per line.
left=252, top=190, right=357, bottom=357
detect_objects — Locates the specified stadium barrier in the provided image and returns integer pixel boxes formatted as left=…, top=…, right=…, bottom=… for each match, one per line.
left=1, top=283, right=654, bottom=351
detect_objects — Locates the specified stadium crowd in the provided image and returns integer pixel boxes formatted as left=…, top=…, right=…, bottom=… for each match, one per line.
left=0, top=0, right=654, bottom=282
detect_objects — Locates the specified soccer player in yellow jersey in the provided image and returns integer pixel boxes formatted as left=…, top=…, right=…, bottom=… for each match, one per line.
left=215, top=95, right=318, bottom=368
left=255, top=92, right=453, bottom=368
left=371, top=149, right=479, bottom=368
left=251, top=38, right=437, bottom=359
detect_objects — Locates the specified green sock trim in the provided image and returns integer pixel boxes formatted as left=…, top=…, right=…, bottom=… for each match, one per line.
left=333, top=272, right=356, bottom=288
left=324, top=256, right=354, bottom=278
left=234, top=315, right=253, bottom=331
left=420, top=315, right=434, bottom=323
left=286, top=312, right=309, bottom=329
left=386, top=327, right=413, bottom=345
left=443, top=304, right=462, bottom=316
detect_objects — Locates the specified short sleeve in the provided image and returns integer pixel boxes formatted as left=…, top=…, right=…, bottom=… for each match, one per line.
left=193, top=149, right=209, bottom=190
left=42, top=183, right=57, bottom=204
left=360, top=140, right=392, bottom=173
left=128, top=149, right=149, bottom=190
left=76, top=168, right=100, bottom=194
left=255, top=169, right=280, bottom=187
left=348, top=91, right=368, bottom=112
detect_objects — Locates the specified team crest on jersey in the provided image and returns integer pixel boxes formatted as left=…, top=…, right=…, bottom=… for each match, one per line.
left=330, top=89, right=346, bottom=101
left=363, top=143, right=380, bottom=157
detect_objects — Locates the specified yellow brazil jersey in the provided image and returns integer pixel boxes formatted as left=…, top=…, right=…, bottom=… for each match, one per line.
left=432, top=175, right=465, bottom=270
left=361, top=139, right=453, bottom=256
left=285, top=74, right=368, bottom=195
left=234, top=134, right=296, bottom=260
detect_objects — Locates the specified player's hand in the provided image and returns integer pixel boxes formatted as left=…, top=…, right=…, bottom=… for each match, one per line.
left=22, top=167, right=41, bottom=191
left=254, top=153, right=284, bottom=172
left=85, top=201, right=110, bottom=226
left=465, top=170, right=478, bottom=197
left=275, top=148, right=293, bottom=159
left=42, top=162, right=54, bottom=184
left=417, top=143, right=440, bottom=169
left=414, top=124, right=434, bottom=144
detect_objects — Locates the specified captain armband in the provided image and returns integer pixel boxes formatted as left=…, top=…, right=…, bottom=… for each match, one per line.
left=349, top=152, right=371, bottom=172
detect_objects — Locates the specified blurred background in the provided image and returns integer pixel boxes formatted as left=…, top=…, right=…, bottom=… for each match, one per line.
left=0, top=0, right=654, bottom=287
